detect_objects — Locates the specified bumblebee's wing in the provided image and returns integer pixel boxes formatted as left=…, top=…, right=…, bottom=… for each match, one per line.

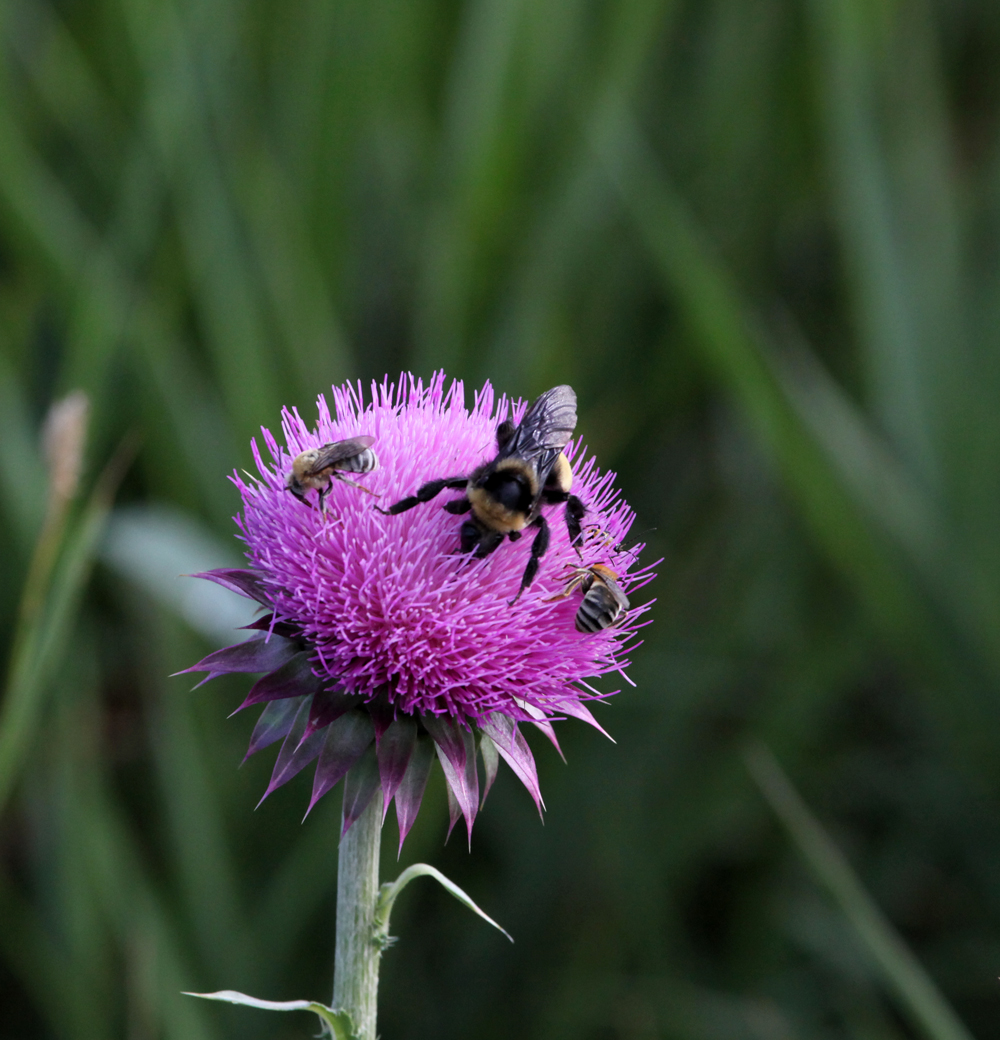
left=304, top=436, right=375, bottom=475
left=500, top=385, right=577, bottom=464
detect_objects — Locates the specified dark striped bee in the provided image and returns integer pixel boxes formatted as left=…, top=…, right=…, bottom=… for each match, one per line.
left=286, top=436, right=379, bottom=512
left=377, top=385, right=586, bottom=602
left=546, top=563, right=630, bottom=632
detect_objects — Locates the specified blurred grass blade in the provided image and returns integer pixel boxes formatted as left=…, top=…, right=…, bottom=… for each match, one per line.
left=769, top=324, right=1000, bottom=688
left=73, top=724, right=221, bottom=1040
left=8, top=1, right=121, bottom=180
left=0, top=351, right=44, bottom=546
left=806, top=0, right=959, bottom=490
left=18, top=391, right=90, bottom=625
left=149, top=682, right=252, bottom=984
left=254, top=811, right=340, bottom=969
left=120, top=0, right=285, bottom=441
left=745, top=741, right=975, bottom=1040
left=415, top=0, right=527, bottom=369
left=238, top=150, right=351, bottom=395
left=593, top=113, right=924, bottom=643
left=596, top=108, right=1000, bottom=760
left=0, top=871, right=109, bottom=1040
left=0, top=86, right=235, bottom=521
left=0, top=433, right=133, bottom=814
left=769, top=322, right=942, bottom=577
left=0, top=99, right=92, bottom=279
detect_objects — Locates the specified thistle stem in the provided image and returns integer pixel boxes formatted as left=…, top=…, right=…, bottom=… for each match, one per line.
left=333, top=792, right=383, bottom=1040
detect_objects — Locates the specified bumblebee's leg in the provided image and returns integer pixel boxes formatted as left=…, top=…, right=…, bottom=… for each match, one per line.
left=460, top=520, right=479, bottom=553
left=317, top=486, right=328, bottom=514
left=443, top=497, right=472, bottom=515
left=540, top=488, right=586, bottom=550
left=461, top=521, right=501, bottom=556
left=376, top=476, right=467, bottom=515
left=509, top=515, right=550, bottom=605
left=541, top=488, right=568, bottom=504
left=468, top=526, right=503, bottom=557
left=565, top=495, right=586, bottom=550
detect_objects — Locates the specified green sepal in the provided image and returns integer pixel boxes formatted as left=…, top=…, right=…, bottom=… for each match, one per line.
left=374, top=862, right=513, bottom=946
left=183, top=990, right=359, bottom=1040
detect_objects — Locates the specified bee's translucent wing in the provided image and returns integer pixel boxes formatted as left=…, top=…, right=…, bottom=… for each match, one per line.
left=500, top=385, right=577, bottom=465
left=306, top=436, right=375, bottom=475
left=603, top=574, right=631, bottom=611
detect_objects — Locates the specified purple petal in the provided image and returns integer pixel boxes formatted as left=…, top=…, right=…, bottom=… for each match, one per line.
left=244, top=696, right=308, bottom=761
left=191, top=568, right=273, bottom=606
left=258, top=700, right=325, bottom=804
left=394, top=737, right=434, bottom=854
left=479, top=733, right=499, bottom=807
left=422, top=715, right=466, bottom=771
left=528, top=717, right=565, bottom=761
left=306, top=711, right=375, bottom=815
left=178, top=634, right=298, bottom=685
left=376, top=718, right=416, bottom=823
left=367, top=687, right=395, bottom=741
left=307, top=688, right=363, bottom=733
left=241, top=613, right=301, bottom=639
left=432, top=724, right=478, bottom=846
left=478, top=711, right=515, bottom=753
left=558, top=697, right=613, bottom=741
left=236, top=652, right=324, bottom=711
left=444, top=779, right=462, bottom=843
left=341, top=744, right=381, bottom=835
left=479, top=714, right=544, bottom=815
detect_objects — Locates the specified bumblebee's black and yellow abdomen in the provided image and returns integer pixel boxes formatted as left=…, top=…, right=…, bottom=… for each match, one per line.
left=546, top=453, right=573, bottom=496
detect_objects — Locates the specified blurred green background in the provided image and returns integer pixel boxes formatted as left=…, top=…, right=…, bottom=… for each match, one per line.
left=2, top=0, right=1000, bottom=1037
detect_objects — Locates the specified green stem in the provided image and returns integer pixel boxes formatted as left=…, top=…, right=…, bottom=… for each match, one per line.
left=333, top=792, right=382, bottom=1040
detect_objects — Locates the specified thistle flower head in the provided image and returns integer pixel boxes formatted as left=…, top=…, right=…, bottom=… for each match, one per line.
left=182, top=373, right=653, bottom=848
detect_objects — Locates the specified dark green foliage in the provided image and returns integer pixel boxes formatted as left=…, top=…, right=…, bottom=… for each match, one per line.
left=1, top=0, right=998, bottom=1037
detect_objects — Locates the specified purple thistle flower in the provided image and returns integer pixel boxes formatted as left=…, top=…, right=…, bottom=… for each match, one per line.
left=182, top=373, right=654, bottom=849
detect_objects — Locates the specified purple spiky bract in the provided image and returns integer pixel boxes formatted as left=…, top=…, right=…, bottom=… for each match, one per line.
left=182, top=373, right=654, bottom=850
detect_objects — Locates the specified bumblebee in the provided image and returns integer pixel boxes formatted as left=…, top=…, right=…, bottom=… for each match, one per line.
left=378, top=385, right=586, bottom=601
left=546, top=563, right=630, bottom=632
left=286, top=436, right=379, bottom=512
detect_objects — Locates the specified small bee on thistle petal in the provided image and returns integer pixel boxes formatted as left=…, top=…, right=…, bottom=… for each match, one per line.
left=286, top=436, right=379, bottom=513
left=546, top=563, right=630, bottom=633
